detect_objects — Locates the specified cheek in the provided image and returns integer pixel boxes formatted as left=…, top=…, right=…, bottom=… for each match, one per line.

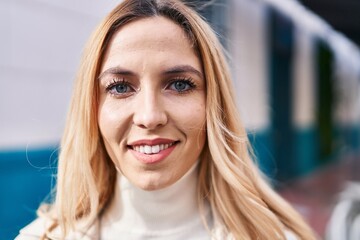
left=98, top=100, right=130, bottom=143
left=172, top=96, right=206, bottom=139
left=185, top=105, right=205, bottom=128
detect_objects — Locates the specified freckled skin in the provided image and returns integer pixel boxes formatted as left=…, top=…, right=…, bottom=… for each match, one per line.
left=98, top=17, right=206, bottom=191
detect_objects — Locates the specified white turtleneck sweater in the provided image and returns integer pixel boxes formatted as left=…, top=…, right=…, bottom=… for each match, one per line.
left=16, top=164, right=298, bottom=240
left=100, top=164, right=212, bottom=240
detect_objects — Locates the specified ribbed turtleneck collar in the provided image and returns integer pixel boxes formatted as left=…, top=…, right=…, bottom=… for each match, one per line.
left=100, top=163, right=211, bottom=239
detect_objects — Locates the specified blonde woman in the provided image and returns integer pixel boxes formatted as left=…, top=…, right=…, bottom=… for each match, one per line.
left=16, top=0, right=316, bottom=239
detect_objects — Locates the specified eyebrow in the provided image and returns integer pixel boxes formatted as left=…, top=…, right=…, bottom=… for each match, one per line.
left=98, top=67, right=137, bottom=79
left=163, top=65, right=203, bottom=79
left=98, top=65, right=203, bottom=80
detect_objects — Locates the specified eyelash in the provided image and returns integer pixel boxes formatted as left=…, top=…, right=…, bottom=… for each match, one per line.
left=105, top=78, right=127, bottom=90
left=167, top=77, right=196, bottom=93
left=104, top=77, right=197, bottom=96
left=105, top=78, right=132, bottom=95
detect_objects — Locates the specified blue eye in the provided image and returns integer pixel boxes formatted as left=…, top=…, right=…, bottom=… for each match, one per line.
left=169, top=79, right=195, bottom=92
left=114, top=83, right=130, bottom=93
left=106, top=79, right=133, bottom=96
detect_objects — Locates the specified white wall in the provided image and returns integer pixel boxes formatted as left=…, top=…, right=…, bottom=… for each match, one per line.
left=228, top=0, right=269, bottom=131
left=292, top=27, right=316, bottom=129
left=0, top=0, right=121, bottom=149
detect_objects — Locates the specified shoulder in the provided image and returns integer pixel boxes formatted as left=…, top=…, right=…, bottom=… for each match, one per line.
left=211, top=217, right=297, bottom=240
left=15, top=218, right=48, bottom=240
left=284, top=230, right=298, bottom=240
left=15, top=217, right=100, bottom=240
left=210, top=224, right=298, bottom=240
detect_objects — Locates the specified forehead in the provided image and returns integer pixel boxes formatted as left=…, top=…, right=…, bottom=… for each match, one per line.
left=103, top=17, right=196, bottom=62
left=113, top=16, right=192, bottom=45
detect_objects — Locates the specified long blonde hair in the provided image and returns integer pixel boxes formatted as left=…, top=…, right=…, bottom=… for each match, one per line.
left=42, top=0, right=316, bottom=239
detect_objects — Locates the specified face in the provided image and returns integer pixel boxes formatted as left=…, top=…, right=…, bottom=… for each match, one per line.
left=98, top=16, right=206, bottom=191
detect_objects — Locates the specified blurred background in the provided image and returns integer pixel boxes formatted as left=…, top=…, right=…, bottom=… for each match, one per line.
left=1, top=0, right=359, bottom=239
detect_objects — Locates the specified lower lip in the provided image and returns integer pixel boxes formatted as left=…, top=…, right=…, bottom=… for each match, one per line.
left=129, top=144, right=177, bottom=164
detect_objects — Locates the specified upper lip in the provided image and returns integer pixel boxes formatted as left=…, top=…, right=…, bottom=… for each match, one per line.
left=127, top=138, right=178, bottom=147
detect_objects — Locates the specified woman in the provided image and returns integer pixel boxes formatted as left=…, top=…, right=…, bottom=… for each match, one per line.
left=17, top=0, right=316, bottom=239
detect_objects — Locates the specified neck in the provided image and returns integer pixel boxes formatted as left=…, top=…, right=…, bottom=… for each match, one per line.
left=121, top=163, right=199, bottom=230
left=101, top=163, right=211, bottom=236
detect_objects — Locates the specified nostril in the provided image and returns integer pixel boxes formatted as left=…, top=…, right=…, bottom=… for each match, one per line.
left=133, top=112, right=168, bottom=130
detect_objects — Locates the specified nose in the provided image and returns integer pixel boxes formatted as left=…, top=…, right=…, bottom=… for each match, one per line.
left=133, top=89, right=167, bottom=130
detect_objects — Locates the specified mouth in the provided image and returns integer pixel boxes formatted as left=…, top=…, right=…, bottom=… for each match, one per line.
left=129, top=142, right=178, bottom=154
left=127, top=139, right=179, bottom=164
left=127, top=139, right=180, bottom=155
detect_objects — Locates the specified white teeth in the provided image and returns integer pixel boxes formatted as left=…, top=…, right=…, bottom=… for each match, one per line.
left=152, top=145, right=160, bottom=153
left=132, top=142, right=175, bottom=155
left=144, top=145, right=152, bottom=154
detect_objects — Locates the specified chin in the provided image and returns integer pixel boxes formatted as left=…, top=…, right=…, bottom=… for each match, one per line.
left=140, top=184, right=161, bottom=191
left=135, top=175, right=175, bottom=191
left=137, top=181, right=164, bottom=191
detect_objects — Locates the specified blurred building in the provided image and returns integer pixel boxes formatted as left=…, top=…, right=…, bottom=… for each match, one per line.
left=196, top=0, right=360, bottom=181
left=299, top=0, right=360, bottom=48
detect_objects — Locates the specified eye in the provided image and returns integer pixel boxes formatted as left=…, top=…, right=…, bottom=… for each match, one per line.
left=114, top=83, right=130, bottom=93
left=168, top=78, right=196, bottom=93
left=105, top=79, right=134, bottom=96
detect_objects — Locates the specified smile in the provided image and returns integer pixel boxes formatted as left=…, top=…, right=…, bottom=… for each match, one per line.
left=128, top=139, right=179, bottom=164
left=131, top=142, right=176, bottom=155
